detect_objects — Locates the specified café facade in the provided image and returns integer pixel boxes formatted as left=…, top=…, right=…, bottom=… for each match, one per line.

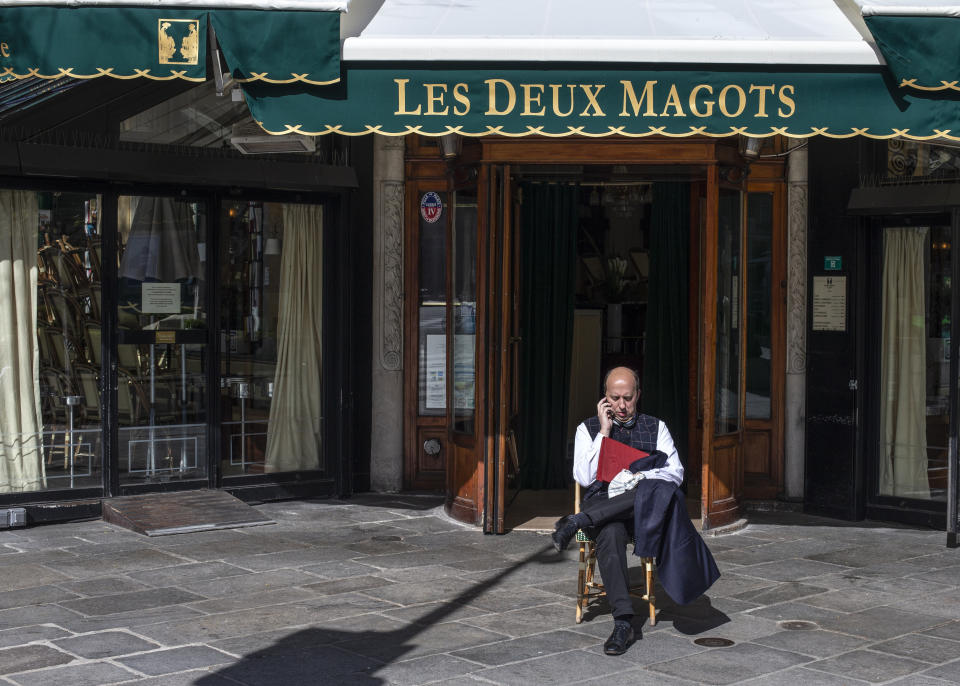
left=0, top=0, right=958, bottom=545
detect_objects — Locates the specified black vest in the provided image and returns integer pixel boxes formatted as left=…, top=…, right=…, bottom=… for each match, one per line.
left=583, top=413, right=660, bottom=453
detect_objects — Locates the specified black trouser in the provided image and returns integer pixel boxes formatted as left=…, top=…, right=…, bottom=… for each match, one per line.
left=582, top=491, right=636, bottom=620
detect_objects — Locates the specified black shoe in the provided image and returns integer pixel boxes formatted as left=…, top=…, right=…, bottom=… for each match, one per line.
left=551, top=515, right=580, bottom=552
left=603, top=620, right=635, bottom=655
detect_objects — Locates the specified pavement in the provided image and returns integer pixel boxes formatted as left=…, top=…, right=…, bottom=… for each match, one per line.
left=0, top=495, right=958, bottom=686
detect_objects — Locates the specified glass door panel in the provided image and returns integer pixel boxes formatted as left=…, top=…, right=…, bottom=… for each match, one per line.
left=116, top=195, right=208, bottom=485
left=2, top=190, right=104, bottom=494
left=451, top=189, right=478, bottom=435
left=715, top=188, right=742, bottom=435
left=878, top=221, right=951, bottom=502
left=745, top=192, right=773, bottom=420
left=418, top=194, right=448, bottom=417
left=219, top=200, right=324, bottom=475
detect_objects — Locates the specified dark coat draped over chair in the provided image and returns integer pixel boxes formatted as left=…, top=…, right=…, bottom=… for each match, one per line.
left=631, top=476, right=721, bottom=606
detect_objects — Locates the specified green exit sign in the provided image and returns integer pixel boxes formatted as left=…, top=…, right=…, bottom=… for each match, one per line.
left=824, top=256, right=842, bottom=271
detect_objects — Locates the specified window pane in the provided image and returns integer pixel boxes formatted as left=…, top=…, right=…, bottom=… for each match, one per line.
left=886, top=140, right=960, bottom=183
left=878, top=223, right=950, bottom=502
left=220, top=201, right=324, bottom=475
left=418, top=192, right=447, bottom=416
left=117, top=196, right=206, bottom=331
left=715, top=189, right=741, bottom=435
left=2, top=190, right=103, bottom=493
left=452, top=190, right=477, bottom=434
left=745, top=192, right=773, bottom=420
left=116, top=343, right=208, bottom=483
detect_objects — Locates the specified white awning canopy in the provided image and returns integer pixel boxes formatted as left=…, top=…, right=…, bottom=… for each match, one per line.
left=344, top=0, right=883, bottom=65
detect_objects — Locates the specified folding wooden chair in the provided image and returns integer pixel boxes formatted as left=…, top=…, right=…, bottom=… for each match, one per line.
left=574, top=481, right=656, bottom=625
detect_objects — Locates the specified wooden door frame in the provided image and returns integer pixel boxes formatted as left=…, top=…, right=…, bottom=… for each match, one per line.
left=483, top=164, right=513, bottom=533
left=402, top=147, right=450, bottom=491
left=700, top=168, right=753, bottom=530
left=742, top=174, right=787, bottom=499
left=446, top=164, right=489, bottom=524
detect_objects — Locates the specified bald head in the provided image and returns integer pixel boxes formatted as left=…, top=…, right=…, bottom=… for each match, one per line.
left=603, top=366, right=639, bottom=423
left=604, top=367, right=639, bottom=395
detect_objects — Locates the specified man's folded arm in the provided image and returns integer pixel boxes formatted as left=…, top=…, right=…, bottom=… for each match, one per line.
left=572, top=422, right=603, bottom=487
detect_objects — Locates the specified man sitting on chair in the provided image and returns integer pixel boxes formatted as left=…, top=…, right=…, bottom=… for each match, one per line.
left=551, top=366, right=718, bottom=656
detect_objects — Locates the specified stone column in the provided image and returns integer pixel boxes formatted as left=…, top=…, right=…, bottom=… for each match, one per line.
left=370, top=135, right=405, bottom=492
left=784, top=145, right=808, bottom=500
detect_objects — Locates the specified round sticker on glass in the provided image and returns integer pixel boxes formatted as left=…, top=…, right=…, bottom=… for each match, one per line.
left=420, top=191, right=443, bottom=223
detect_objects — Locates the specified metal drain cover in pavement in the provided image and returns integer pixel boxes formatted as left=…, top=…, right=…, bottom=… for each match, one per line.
left=780, top=621, right=818, bottom=631
left=694, top=637, right=735, bottom=647
left=371, top=535, right=403, bottom=542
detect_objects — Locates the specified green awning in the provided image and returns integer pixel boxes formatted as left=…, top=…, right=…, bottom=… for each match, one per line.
left=210, top=10, right=340, bottom=85
left=0, top=6, right=340, bottom=84
left=863, top=14, right=960, bottom=92
left=240, top=65, right=960, bottom=141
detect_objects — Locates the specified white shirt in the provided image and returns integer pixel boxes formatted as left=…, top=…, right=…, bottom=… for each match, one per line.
left=572, top=418, right=684, bottom=488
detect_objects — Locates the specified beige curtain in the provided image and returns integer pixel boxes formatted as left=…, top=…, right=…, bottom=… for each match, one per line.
left=264, top=204, right=323, bottom=472
left=879, top=227, right=930, bottom=498
left=0, top=190, right=45, bottom=493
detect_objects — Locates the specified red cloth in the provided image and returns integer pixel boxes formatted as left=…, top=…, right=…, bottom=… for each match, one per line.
left=596, top=437, right=650, bottom=483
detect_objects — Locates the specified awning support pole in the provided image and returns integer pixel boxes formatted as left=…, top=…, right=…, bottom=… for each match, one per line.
left=209, top=21, right=226, bottom=97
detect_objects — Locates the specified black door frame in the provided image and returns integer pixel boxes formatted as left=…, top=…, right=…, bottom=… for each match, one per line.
left=111, top=188, right=213, bottom=497
left=0, top=175, right=353, bottom=511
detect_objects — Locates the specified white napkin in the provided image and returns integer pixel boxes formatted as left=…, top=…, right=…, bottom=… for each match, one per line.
left=608, top=469, right=645, bottom=498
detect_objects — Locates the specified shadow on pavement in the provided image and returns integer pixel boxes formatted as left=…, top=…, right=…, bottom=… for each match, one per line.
left=196, top=541, right=729, bottom=685
left=196, top=544, right=560, bottom=685
left=655, top=595, right=731, bottom=635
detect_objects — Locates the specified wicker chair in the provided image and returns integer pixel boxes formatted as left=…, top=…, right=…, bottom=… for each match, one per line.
left=574, top=481, right=656, bottom=625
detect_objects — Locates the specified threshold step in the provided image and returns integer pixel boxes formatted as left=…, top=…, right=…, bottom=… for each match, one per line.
left=102, top=490, right=273, bottom=536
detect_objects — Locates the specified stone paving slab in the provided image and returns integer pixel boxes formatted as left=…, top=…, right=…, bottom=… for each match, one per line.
left=186, top=587, right=309, bottom=614
left=809, top=649, right=930, bottom=682
left=0, top=499, right=955, bottom=684
left=116, top=645, right=235, bottom=675
left=648, top=642, right=812, bottom=684
left=0, top=625, right=71, bottom=650
left=9, top=662, right=139, bottom=686
left=52, top=602, right=204, bottom=634
left=125, top=561, right=252, bottom=587
left=59, top=587, right=205, bottom=616
left=923, top=657, right=960, bottom=683
left=53, top=576, right=154, bottom=597
left=0, top=586, right=79, bottom=611
left=0, top=644, right=73, bottom=674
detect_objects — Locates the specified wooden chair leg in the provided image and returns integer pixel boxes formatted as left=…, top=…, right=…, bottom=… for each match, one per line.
left=576, top=541, right=588, bottom=623
left=644, top=557, right=656, bottom=626
left=585, top=544, right=597, bottom=586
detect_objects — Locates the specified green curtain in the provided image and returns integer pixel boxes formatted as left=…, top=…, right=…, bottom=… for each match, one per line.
left=642, top=183, right=690, bottom=468
left=518, top=182, right=579, bottom=490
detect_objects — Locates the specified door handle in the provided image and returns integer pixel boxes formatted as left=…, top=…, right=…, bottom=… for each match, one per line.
left=509, top=336, right=522, bottom=343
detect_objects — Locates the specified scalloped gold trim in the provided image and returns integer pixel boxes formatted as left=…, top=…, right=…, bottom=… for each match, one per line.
left=899, top=78, right=960, bottom=92
left=0, top=67, right=205, bottom=82
left=254, top=121, right=960, bottom=142
left=232, top=72, right=340, bottom=86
